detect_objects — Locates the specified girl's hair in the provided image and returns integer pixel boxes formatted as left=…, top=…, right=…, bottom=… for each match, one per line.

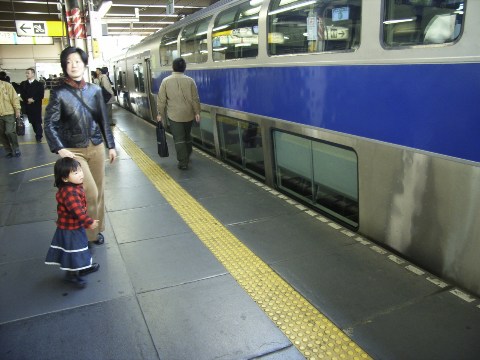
left=54, top=157, right=81, bottom=188
left=60, top=47, right=88, bottom=75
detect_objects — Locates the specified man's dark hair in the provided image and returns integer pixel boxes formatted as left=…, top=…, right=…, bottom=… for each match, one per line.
left=0, top=71, right=9, bottom=82
left=172, top=57, right=186, bottom=73
left=101, top=66, right=109, bottom=74
left=26, top=67, right=35, bottom=74
left=60, top=47, right=88, bottom=75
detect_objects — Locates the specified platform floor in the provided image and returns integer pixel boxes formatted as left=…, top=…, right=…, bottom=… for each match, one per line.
left=1, top=105, right=480, bottom=360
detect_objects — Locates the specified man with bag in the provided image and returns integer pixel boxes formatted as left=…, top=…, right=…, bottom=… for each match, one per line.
left=96, top=67, right=115, bottom=126
left=20, top=68, right=44, bottom=143
left=0, top=78, right=21, bottom=158
left=156, top=57, right=200, bottom=170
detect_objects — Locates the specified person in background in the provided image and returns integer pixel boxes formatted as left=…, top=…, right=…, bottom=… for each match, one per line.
left=0, top=76, right=21, bottom=158
left=91, top=70, right=99, bottom=85
left=96, top=67, right=115, bottom=126
left=20, top=68, right=45, bottom=143
left=0, top=71, right=11, bottom=83
left=156, top=57, right=201, bottom=170
left=45, top=157, right=100, bottom=288
left=44, top=46, right=116, bottom=248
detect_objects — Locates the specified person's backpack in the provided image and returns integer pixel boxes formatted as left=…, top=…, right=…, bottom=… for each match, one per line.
left=101, top=86, right=112, bottom=103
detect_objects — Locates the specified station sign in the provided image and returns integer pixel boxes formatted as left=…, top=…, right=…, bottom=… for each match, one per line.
left=0, top=31, right=53, bottom=45
left=15, top=20, right=66, bottom=37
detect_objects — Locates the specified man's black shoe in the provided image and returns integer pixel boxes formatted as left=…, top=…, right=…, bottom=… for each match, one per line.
left=79, top=263, right=100, bottom=276
left=94, top=233, right=105, bottom=245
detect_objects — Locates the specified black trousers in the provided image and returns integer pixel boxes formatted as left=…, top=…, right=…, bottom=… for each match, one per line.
left=26, top=106, right=43, bottom=140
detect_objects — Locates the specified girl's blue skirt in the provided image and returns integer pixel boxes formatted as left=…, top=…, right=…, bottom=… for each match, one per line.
left=45, top=228, right=92, bottom=271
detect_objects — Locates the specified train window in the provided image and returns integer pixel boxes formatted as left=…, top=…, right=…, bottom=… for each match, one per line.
left=192, top=110, right=215, bottom=154
left=160, top=29, right=180, bottom=67
left=383, top=0, right=464, bottom=47
left=133, top=64, right=145, bottom=93
left=217, top=115, right=265, bottom=178
left=273, top=130, right=358, bottom=227
left=212, top=1, right=260, bottom=61
left=180, top=17, right=211, bottom=64
left=115, top=67, right=123, bottom=88
left=267, top=0, right=362, bottom=55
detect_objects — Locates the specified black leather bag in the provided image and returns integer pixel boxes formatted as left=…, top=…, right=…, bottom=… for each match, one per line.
left=101, top=86, right=112, bottom=103
left=16, top=117, right=25, bottom=136
left=156, top=122, right=169, bottom=157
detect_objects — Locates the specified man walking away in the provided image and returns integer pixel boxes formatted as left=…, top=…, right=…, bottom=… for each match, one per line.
left=156, top=57, right=201, bottom=170
left=20, top=68, right=45, bottom=142
left=0, top=78, right=21, bottom=157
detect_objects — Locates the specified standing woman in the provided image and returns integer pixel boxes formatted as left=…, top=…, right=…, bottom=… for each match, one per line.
left=44, top=46, right=116, bottom=246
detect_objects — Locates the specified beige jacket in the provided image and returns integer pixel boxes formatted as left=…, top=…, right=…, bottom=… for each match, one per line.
left=99, top=74, right=115, bottom=104
left=0, top=80, right=21, bottom=116
left=157, top=72, right=200, bottom=122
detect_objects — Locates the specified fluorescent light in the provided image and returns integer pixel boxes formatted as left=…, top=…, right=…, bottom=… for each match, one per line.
left=249, top=0, right=263, bottom=5
left=268, top=0, right=316, bottom=16
left=98, top=1, right=112, bottom=18
left=383, top=18, right=415, bottom=25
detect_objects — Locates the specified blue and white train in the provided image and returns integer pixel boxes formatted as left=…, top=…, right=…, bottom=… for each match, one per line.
left=110, top=0, right=480, bottom=297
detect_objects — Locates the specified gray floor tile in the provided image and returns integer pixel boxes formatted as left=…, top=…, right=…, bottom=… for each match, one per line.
left=0, top=296, right=159, bottom=360
left=120, top=232, right=226, bottom=293
left=105, top=184, right=166, bottom=211
left=0, top=243, right=133, bottom=324
left=253, top=346, right=305, bottom=360
left=138, top=275, right=293, bottom=360
left=108, top=203, right=191, bottom=244
left=352, top=291, right=480, bottom=360
left=0, top=220, right=54, bottom=264
left=6, top=197, right=56, bottom=225
left=272, top=244, right=442, bottom=328
left=200, top=191, right=301, bottom=225
left=228, top=211, right=356, bottom=264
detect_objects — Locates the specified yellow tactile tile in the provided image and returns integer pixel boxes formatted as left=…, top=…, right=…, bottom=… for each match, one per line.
left=114, top=128, right=371, bottom=360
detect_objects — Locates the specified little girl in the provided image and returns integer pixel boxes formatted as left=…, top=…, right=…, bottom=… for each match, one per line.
left=45, top=157, right=100, bottom=288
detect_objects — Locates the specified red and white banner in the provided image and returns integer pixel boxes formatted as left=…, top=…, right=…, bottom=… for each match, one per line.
left=66, top=7, right=86, bottom=39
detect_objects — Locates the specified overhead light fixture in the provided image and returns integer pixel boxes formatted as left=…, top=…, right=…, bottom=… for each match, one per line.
left=103, top=8, right=140, bottom=23
left=98, top=1, right=112, bottom=18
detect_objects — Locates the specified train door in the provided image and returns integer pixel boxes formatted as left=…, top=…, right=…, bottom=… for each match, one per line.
left=144, top=58, right=156, bottom=122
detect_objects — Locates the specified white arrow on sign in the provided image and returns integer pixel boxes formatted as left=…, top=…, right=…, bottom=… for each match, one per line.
left=15, top=20, right=48, bottom=37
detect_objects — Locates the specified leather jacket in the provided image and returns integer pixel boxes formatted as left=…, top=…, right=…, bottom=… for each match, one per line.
left=44, top=81, right=115, bottom=153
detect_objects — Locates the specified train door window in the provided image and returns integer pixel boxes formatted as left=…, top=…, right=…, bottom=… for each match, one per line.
left=192, top=110, right=215, bottom=154
left=267, top=0, right=362, bottom=55
left=212, top=1, right=260, bottom=61
left=273, top=130, right=358, bottom=227
left=180, top=17, right=211, bottom=64
left=160, top=29, right=180, bottom=67
left=217, top=115, right=265, bottom=178
left=383, top=0, right=465, bottom=47
left=133, top=64, right=145, bottom=93
left=115, top=67, right=123, bottom=88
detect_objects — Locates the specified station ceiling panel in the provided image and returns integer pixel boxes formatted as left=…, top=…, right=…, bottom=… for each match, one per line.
left=0, top=0, right=221, bottom=37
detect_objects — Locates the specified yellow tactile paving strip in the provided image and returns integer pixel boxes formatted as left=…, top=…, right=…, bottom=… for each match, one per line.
left=114, top=128, right=371, bottom=360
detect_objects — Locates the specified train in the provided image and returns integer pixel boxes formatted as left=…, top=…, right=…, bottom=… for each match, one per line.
left=109, top=0, right=480, bottom=297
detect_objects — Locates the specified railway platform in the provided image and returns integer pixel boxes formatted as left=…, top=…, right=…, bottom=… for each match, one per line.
left=1, top=105, right=479, bottom=360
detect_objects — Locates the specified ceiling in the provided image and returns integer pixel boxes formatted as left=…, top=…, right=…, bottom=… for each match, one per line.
left=0, top=0, right=222, bottom=38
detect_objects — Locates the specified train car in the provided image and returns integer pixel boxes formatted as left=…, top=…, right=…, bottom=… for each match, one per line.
left=110, top=0, right=480, bottom=297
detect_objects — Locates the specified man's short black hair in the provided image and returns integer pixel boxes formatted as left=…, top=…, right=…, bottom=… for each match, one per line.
left=172, top=57, right=186, bottom=73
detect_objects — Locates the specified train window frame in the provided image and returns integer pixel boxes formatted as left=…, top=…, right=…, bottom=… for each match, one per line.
left=272, top=128, right=359, bottom=228
left=382, top=0, right=465, bottom=48
left=267, top=0, right=362, bottom=56
left=160, top=29, right=181, bottom=67
left=211, top=1, right=260, bottom=62
left=180, top=17, right=212, bottom=64
left=217, top=114, right=265, bottom=179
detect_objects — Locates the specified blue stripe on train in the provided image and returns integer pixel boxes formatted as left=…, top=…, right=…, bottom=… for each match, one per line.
left=157, top=63, right=480, bottom=163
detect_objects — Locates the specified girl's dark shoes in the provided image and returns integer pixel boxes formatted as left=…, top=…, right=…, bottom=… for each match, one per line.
left=79, top=262, right=100, bottom=276
left=94, top=233, right=104, bottom=245
left=65, top=272, right=87, bottom=289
